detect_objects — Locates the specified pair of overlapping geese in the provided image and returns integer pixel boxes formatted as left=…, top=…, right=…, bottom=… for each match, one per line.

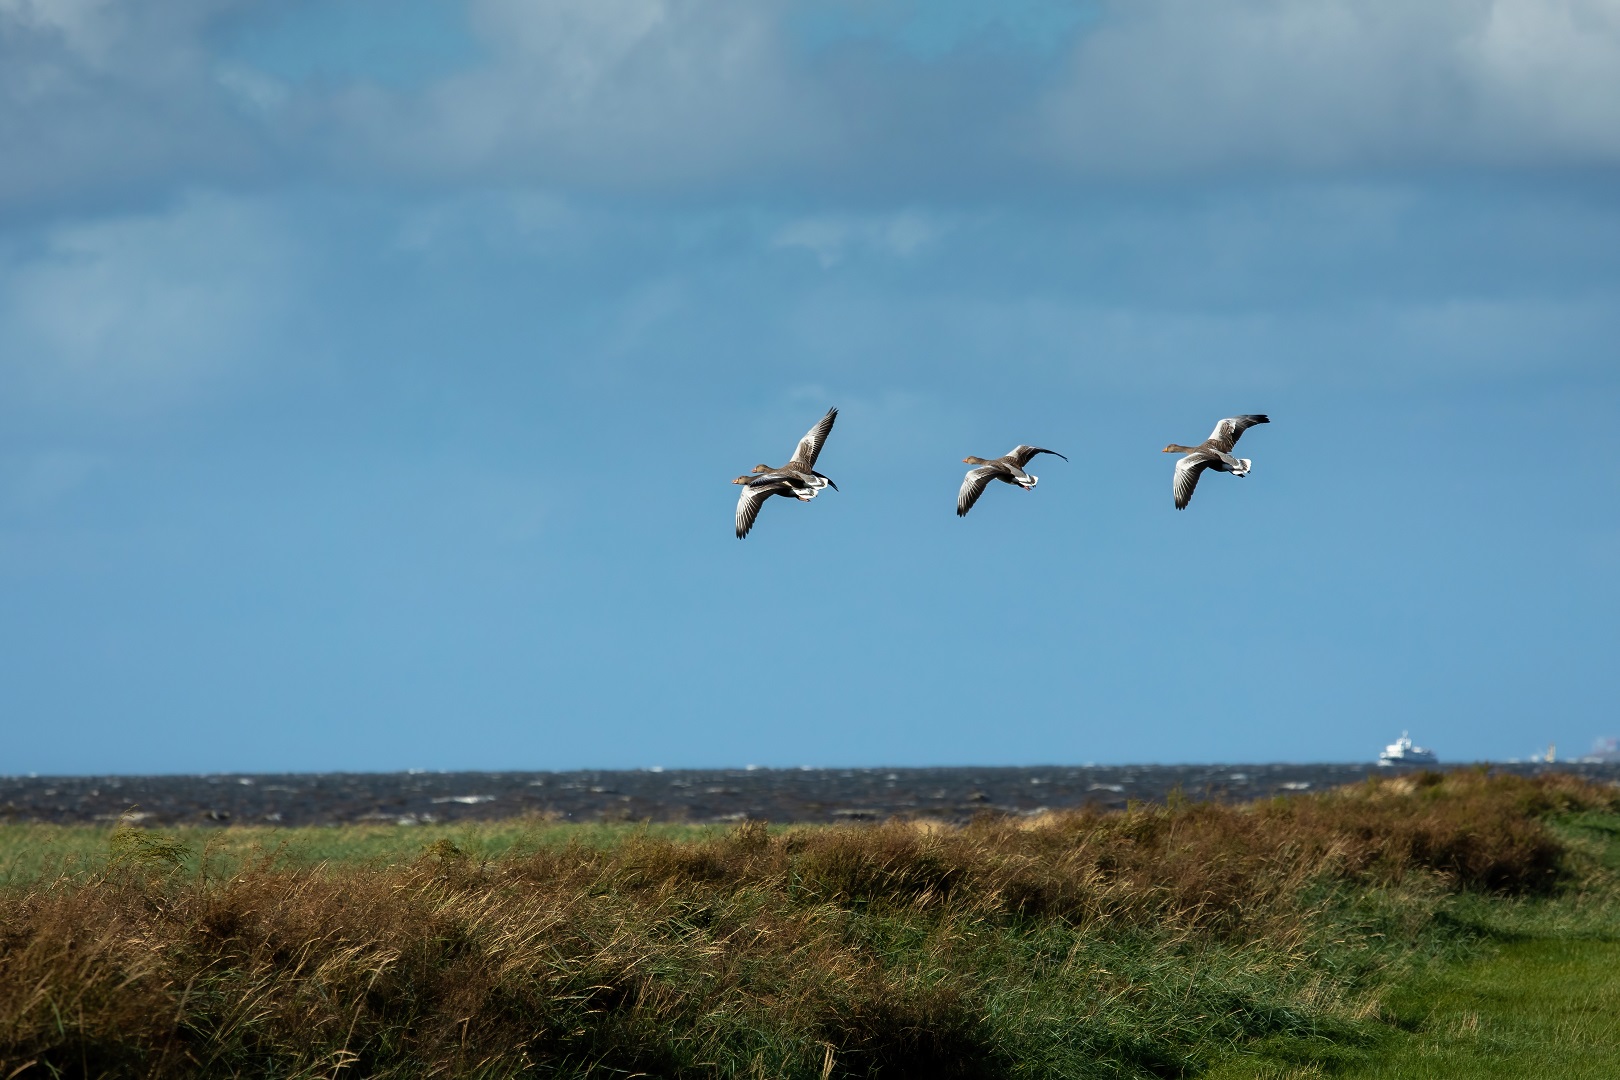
left=732, top=407, right=1270, bottom=538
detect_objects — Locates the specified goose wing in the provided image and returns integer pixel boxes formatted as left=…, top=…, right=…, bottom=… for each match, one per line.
left=957, top=466, right=1001, bottom=517
left=1173, top=454, right=1210, bottom=510
left=790, top=407, right=838, bottom=469
left=737, top=481, right=790, bottom=539
left=1007, top=445, right=1068, bottom=468
left=1205, top=415, right=1269, bottom=453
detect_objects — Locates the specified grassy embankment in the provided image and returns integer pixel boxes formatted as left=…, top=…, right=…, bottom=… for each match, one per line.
left=0, top=771, right=1616, bottom=1078
left=1325, top=805, right=1620, bottom=1080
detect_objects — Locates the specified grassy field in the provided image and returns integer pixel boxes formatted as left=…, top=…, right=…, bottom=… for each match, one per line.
left=1200, top=806, right=1620, bottom=1080
left=0, top=771, right=1615, bottom=1078
left=0, top=820, right=738, bottom=889
left=1354, top=938, right=1620, bottom=1079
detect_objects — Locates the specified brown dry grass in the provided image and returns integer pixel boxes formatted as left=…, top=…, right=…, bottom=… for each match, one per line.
left=0, top=770, right=1614, bottom=1079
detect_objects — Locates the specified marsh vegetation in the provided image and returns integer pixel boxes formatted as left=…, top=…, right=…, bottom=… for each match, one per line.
left=1, top=771, right=1616, bottom=1078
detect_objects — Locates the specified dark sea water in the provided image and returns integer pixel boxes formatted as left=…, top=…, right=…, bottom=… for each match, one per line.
left=3, top=763, right=1617, bottom=827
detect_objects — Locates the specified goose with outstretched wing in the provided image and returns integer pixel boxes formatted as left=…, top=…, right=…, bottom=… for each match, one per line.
left=956, top=445, right=1067, bottom=517
left=732, top=407, right=839, bottom=538
left=737, top=406, right=839, bottom=494
left=1162, top=414, right=1269, bottom=510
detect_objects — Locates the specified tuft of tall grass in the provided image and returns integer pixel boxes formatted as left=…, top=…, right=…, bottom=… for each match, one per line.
left=0, top=771, right=1614, bottom=1078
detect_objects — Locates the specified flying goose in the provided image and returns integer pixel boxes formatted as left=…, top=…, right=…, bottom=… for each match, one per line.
left=1163, top=414, right=1270, bottom=510
left=732, top=406, right=839, bottom=539
left=739, top=406, right=839, bottom=495
left=957, top=446, right=1068, bottom=517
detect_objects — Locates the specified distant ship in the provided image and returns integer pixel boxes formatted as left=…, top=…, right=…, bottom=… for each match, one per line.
left=1377, top=732, right=1438, bottom=766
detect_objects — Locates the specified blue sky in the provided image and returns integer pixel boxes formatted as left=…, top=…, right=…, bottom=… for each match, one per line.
left=2, top=0, right=1617, bottom=774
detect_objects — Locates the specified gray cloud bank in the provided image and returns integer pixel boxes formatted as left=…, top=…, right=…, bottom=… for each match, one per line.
left=1040, top=0, right=1620, bottom=174
left=3, top=0, right=1617, bottom=418
left=4, top=0, right=1619, bottom=213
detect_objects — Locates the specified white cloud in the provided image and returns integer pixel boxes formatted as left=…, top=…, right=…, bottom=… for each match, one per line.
left=0, top=0, right=264, bottom=207
left=773, top=211, right=949, bottom=266
left=0, top=0, right=125, bottom=62
left=1037, top=0, right=1620, bottom=173
left=215, top=62, right=290, bottom=114
left=329, top=0, right=1620, bottom=188
left=392, top=188, right=577, bottom=253
left=333, top=0, right=828, bottom=189
left=1466, top=0, right=1620, bottom=153
left=0, top=194, right=295, bottom=411
left=7, top=0, right=1619, bottom=212
left=767, top=264, right=1620, bottom=395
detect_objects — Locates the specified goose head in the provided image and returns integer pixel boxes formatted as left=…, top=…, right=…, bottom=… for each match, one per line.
left=962, top=455, right=990, bottom=465
left=1162, top=444, right=1197, bottom=454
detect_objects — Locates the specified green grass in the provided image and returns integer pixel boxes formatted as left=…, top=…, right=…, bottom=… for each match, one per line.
left=1350, top=938, right=1620, bottom=1079
left=1201, top=810, right=1620, bottom=1079
left=1201, top=935, right=1620, bottom=1080
left=1341, top=811, right=1620, bottom=1080
left=1558, top=809, right=1620, bottom=870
